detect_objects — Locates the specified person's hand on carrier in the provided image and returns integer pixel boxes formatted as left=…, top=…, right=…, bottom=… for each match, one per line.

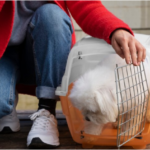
left=111, top=29, right=146, bottom=66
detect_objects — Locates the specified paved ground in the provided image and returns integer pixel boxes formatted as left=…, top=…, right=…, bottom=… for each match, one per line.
left=0, top=119, right=150, bottom=149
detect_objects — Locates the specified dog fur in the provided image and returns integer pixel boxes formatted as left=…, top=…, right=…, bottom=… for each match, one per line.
left=69, top=54, right=150, bottom=135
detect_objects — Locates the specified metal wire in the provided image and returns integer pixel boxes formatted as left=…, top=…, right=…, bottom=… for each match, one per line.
left=115, top=62, right=150, bottom=148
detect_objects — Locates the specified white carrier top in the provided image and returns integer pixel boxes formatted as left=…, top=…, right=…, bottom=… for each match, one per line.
left=55, top=34, right=150, bottom=96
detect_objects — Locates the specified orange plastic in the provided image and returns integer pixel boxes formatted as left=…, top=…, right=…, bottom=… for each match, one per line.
left=60, top=83, right=150, bottom=149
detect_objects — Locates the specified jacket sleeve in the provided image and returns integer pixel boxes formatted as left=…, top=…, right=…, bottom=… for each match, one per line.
left=66, top=0, right=134, bottom=44
left=0, top=1, right=5, bottom=12
left=0, top=1, right=15, bottom=58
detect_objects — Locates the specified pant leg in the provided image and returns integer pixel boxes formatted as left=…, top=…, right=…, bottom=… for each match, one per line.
left=21, top=4, right=73, bottom=100
left=0, top=47, right=20, bottom=118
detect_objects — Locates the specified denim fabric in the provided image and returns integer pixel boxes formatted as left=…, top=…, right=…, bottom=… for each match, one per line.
left=0, top=4, right=73, bottom=118
left=0, top=48, right=20, bottom=118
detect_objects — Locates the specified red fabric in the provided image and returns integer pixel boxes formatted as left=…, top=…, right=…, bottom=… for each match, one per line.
left=0, top=1, right=5, bottom=11
left=0, top=0, right=133, bottom=96
left=0, top=1, right=15, bottom=59
left=65, top=1, right=134, bottom=43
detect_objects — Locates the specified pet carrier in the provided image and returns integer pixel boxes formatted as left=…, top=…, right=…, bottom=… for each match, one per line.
left=56, top=34, right=150, bottom=149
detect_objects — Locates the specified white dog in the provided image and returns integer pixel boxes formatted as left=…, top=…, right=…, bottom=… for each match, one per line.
left=69, top=54, right=150, bottom=135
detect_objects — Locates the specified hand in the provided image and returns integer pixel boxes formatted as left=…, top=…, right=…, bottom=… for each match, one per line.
left=111, top=29, right=146, bottom=66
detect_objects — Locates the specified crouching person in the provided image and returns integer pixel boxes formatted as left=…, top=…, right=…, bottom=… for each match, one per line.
left=0, top=0, right=146, bottom=149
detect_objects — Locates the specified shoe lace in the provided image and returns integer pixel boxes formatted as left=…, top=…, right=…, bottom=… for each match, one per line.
left=29, top=109, right=56, bottom=130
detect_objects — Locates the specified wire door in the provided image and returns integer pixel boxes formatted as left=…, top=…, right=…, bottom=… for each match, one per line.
left=115, top=62, right=150, bottom=148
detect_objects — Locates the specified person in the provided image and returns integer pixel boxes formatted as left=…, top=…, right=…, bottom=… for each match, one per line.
left=0, top=0, right=146, bottom=149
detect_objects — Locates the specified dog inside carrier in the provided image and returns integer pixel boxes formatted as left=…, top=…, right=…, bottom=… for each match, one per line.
left=56, top=34, right=150, bottom=149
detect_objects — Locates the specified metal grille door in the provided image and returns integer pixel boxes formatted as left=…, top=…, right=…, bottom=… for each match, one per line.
left=115, top=62, right=150, bottom=148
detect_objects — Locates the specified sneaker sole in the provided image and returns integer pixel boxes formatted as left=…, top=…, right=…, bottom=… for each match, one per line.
left=0, top=127, right=20, bottom=133
left=28, top=137, right=60, bottom=149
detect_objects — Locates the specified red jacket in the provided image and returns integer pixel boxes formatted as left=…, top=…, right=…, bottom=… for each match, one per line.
left=0, top=1, right=133, bottom=95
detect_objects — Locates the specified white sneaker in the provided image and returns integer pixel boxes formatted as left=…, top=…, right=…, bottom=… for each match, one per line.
left=27, top=109, right=60, bottom=148
left=0, top=92, right=20, bottom=133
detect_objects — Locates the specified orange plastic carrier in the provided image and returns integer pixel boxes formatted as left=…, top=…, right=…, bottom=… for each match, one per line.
left=55, top=35, right=150, bottom=149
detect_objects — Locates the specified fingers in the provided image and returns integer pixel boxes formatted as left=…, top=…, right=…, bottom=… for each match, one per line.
left=137, top=50, right=143, bottom=66
left=143, top=48, right=146, bottom=61
left=128, top=41, right=137, bottom=66
left=116, top=38, right=146, bottom=66
left=120, top=40, right=131, bottom=64
left=111, top=29, right=146, bottom=66
left=131, top=41, right=146, bottom=66
left=136, top=42, right=146, bottom=63
left=112, top=40, right=124, bottom=59
left=124, top=40, right=146, bottom=66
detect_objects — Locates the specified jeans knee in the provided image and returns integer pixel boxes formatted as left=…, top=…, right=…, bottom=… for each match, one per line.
left=30, top=4, right=73, bottom=36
